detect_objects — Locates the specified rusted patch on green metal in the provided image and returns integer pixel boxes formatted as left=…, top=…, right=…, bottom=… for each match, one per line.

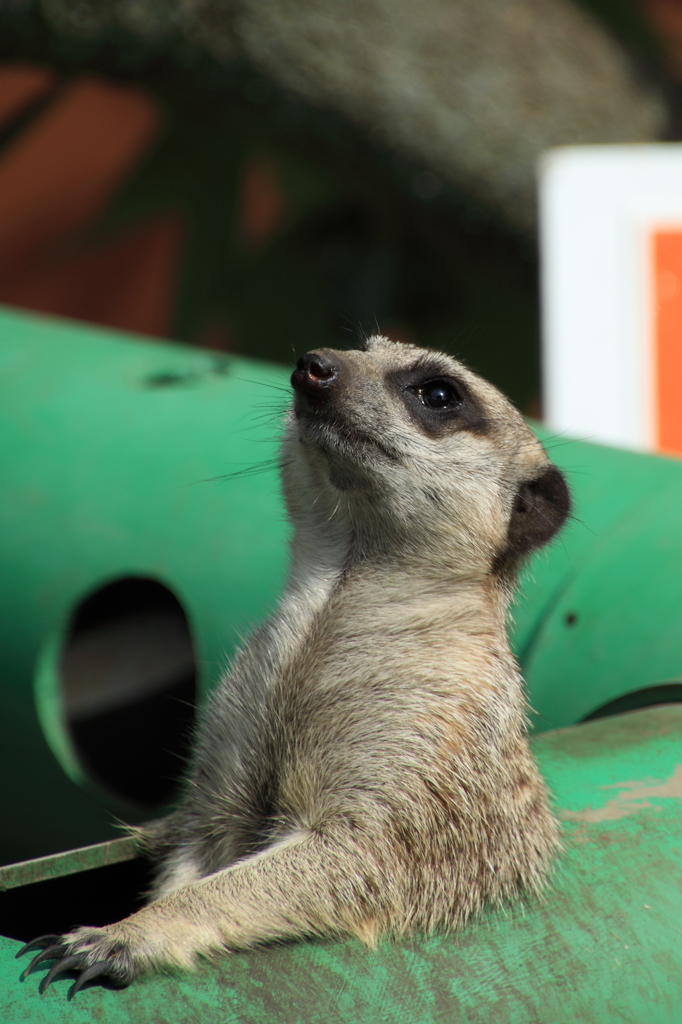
left=561, top=763, right=682, bottom=823
left=0, top=837, right=137, bottom=892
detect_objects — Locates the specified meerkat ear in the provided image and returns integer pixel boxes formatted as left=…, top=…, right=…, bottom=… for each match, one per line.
left=507, top=466, right=570, bottom=555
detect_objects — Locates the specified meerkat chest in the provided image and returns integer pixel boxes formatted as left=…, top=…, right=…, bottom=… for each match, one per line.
left=275, top=575, right=517, bottom=730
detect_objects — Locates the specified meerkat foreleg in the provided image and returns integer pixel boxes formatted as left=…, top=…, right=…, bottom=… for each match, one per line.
left=19, top=829, right=390, bottom=992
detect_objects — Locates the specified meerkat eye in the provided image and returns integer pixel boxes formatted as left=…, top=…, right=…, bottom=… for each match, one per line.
left=420, top=379, right=462, bottom=409
left=397, top=366, right=486, bottom=434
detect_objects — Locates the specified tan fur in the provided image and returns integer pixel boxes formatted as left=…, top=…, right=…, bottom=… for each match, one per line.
left=38, top=336, right=570, bottom=986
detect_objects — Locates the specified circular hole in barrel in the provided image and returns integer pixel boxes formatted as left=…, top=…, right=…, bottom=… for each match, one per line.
left=59, top=577, right=196, bottom=808
left=582, top=682, right=682, bottom=722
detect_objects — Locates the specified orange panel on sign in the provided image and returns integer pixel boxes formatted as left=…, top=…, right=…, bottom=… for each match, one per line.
left=654, top=231, right=682, bottom=457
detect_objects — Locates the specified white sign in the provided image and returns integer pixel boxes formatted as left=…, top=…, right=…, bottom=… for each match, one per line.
left=539, top=144, right=682, bottom=457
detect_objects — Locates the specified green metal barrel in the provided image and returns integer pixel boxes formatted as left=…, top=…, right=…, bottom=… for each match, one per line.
left=1, top=304, right=682, bottom=866
left=0, top=306, right=290, bottom=864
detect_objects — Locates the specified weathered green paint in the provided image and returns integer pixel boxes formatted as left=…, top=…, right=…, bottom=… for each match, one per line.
left=0, top=839, right=136, bottom=893
left=2, top=705, right=682, bottom=1022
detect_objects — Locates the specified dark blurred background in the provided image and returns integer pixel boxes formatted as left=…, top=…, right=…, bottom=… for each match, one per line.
left=0, top=0, right=680, bottom=411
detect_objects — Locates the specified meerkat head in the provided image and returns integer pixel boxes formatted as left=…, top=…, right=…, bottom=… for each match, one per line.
left=283, top=335, right=569, bottom=578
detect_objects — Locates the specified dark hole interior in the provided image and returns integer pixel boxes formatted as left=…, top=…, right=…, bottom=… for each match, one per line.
left=60, top=577, right=196, bottom=809
left=0, top=858, right=152, bottom=943
left=582, top=683, right=682, bottom=722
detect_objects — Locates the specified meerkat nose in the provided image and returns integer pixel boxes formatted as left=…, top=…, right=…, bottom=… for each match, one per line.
left=291, top=352, right=339, bottom=398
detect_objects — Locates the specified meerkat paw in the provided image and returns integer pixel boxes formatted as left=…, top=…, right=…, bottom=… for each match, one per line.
left=17, top=925, right=141, bottom=994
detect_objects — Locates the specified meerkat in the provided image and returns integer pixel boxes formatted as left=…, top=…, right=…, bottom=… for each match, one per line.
left=20, top=335, right=570, bottom=994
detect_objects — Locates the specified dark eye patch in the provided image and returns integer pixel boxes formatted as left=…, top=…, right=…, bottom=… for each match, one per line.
left=388, top=362, right=488, bottom=436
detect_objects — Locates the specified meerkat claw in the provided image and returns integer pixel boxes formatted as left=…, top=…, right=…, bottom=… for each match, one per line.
left=19, top=936, right=131, bottom=996
left=70, top=960, right=127, bottom=996
left=15, top=935, right=62, bottom=959
left=39, top=955, right=86, bottom=994
left=22, top=942, right=68, bottom=977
